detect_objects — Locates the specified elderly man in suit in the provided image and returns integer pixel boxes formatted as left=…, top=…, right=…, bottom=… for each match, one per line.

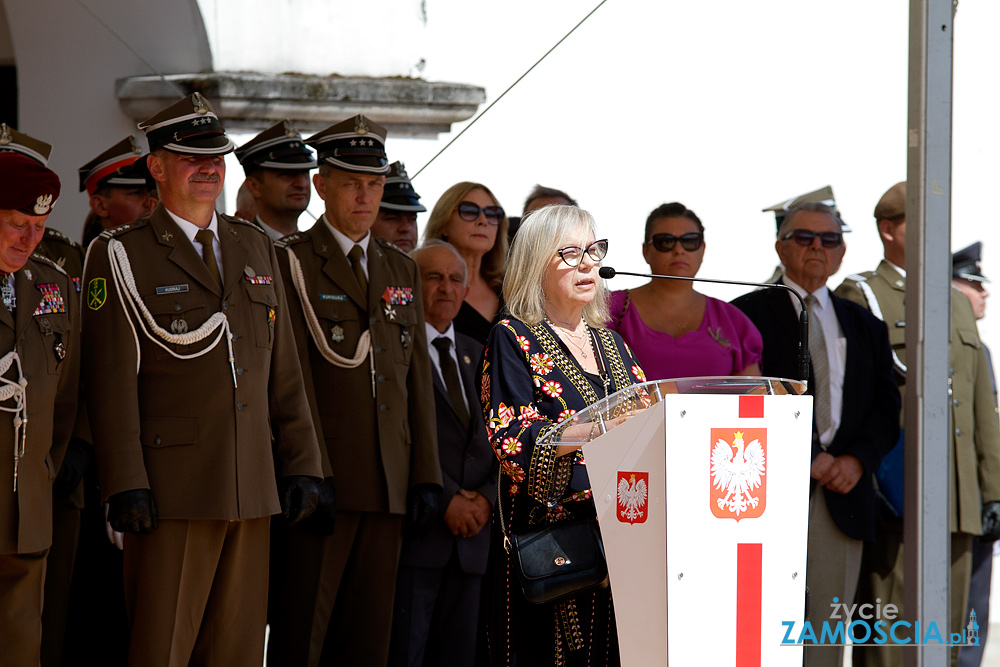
left=388, top=240, right=496, bottom=667
left=269, top=114, right=441, bottom=667
left=81, top=93, right=323, bottom=667
left=731, top=202, right=900, bottom=667
left=836, top=184, right=1000, bottom=667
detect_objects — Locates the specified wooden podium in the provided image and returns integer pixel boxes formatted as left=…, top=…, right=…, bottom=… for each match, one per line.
left=539, top=377, right=812, bottom=666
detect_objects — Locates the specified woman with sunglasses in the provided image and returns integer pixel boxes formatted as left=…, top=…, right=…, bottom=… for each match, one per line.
left=608, top=202, right=763, bottom=379
left=480, top=205, right=645, bottom=666
left=423, top=182, right=509, bottom=343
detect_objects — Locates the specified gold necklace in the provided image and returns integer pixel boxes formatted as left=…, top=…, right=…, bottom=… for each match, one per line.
left=546, top=317, right=591, bottom=359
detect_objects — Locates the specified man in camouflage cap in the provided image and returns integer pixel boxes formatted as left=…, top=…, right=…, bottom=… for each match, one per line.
left=269, top=114, right=441, bottom=666
left=0, top=152, right=80, bottom=667
left=235, top=120, right=317, bottom=241
left=81, top=93, right=323, bottom=667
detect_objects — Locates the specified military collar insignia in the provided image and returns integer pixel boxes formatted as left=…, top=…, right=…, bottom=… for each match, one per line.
left=24, top=269, right=32, bottom=281
left=161, top=230, right=174, bottom=242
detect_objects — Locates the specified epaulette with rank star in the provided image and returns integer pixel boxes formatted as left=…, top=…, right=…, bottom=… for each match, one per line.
left=374, top=236, right=415, bottom=261
left=275, top=233, right=308, bottom=249
left=99, top=218, right=148, bottom=239
left=30, top=252, right=69, bottom=276
left=224, top=214, right=267, bottom=235
left=43, top=228, right=81, bottom=249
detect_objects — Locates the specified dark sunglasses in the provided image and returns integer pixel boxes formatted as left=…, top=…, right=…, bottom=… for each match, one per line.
left=557, top=239, right=609, bottom=267
left=456, top=201, right=505, bottom=225
left=781, top=229, right=843, bottom=248
left=647, top=232, right=704, bottom=252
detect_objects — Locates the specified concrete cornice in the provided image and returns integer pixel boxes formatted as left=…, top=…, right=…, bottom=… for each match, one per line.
left=115, top=72, right=486, bottom=138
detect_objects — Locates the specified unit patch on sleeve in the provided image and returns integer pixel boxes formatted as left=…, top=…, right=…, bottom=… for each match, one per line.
left=87, top=278, right=107, bottom=310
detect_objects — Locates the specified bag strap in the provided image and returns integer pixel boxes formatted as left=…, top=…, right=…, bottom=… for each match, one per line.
left=497, top=466, right=512, bottom=554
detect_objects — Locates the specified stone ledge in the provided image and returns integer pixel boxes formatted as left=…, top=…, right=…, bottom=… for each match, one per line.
left=116, top=72, right=486, bottom=138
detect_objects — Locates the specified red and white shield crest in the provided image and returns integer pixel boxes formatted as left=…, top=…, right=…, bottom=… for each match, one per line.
left=617, top=471, right=649, bottom=524
left=709, top=428, right=767, bottom=521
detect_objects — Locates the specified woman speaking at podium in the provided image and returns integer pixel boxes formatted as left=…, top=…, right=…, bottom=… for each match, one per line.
left=480, top=205, right=646, bottom=666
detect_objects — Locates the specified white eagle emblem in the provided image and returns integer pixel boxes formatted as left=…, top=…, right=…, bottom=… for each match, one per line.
left=33, top=194, right=53, bottom=215
left=617, top=472, right=648, bottom=524
left=711, top=431, right=765, bottom=516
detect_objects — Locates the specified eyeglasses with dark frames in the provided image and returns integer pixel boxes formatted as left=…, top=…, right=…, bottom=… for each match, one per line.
left=781, top=229, right=843, bottom=248
left=646, top=232, right=704, bottom=253
left=456, top=201, right=505, bottom=225
left=557, top=239, right=609, bottom=267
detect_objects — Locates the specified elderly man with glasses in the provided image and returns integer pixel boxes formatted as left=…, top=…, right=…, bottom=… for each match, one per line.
left=731, top=202, right=900, bottom=667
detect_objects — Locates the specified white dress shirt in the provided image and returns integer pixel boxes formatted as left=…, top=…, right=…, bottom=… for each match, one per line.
left=166, top=208, right=223, bottom=276
left=784, top=276, right=846, bottom=447
left=324, top=216, right=370, bottom=279
left=425, top=321, right=469, bottom=413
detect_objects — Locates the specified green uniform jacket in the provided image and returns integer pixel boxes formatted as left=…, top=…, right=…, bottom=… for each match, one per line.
left=0, top=254, right=80, bottom=554
left=81, top=204, right=322, bottom=520
left=836, top=260, right=1000, bottom=534
left=276, top=219, right=441, bottom=514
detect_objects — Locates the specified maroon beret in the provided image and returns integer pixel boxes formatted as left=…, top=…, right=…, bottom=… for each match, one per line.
left=0, top=152, right=61, bottom=215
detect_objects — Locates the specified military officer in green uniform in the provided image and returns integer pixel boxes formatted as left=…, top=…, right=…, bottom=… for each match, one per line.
left=0, top=152, right=80, bottom=667
left=78, top=136, right=158, bottom=246
left=835, top=182, right=1000, bottom=667
left=81, top=93, right=323, bottom=667
left=269, top=114, right=442, bottom=667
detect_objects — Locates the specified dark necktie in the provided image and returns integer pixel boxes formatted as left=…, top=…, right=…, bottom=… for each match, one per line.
left=194, top=229, right=222, bottom=287
left=433, top=337, right=470, bottom=429
left=348, top=244, right=368, bottom=298
left=806, top=294, right=832, bottom=439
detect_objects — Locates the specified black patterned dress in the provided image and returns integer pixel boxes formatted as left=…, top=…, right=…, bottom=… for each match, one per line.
left=479, top=317, right=647, bottom=667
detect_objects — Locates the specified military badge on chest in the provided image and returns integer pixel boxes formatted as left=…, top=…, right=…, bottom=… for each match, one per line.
left=381, top=285, right=413, bottom=321
left=33, top=283, right=66, bottom=315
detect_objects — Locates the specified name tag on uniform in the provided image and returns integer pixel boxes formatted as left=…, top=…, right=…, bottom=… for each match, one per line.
left=319, top=294, right=348, bottom=301
left=156, top=284, right=189, bottom=295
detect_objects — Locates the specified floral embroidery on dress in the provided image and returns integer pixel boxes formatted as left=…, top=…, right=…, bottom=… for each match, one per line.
left=501, top=436, right=522, bottom=456
left=557, top=408, right=577, bottom=422
left=530, top=352, right=555, bottom=375
left=542, top=380, right=563, bottom=397
left=516, top=335, right=531, bottom=351
left=708, top=326, right=731, bottom=348
left=631, top=365, right=646, bottom=382
left=502, top=459, right=526, bottom=482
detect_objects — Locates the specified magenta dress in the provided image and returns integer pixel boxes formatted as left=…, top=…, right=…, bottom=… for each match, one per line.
left=607, top=289, right=763, bottom=380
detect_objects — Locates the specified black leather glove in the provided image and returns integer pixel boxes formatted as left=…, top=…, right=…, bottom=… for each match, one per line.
left=982, top=501, right=1000, bottom=542
left=279, top=475, right=320, bottom=527
left=404, top=483, right=441, bottom=538
left=53, top=437, right=93, bottom=503
left=302, top=477, right=337, bottom=535
left=107, top=488, right=158, bottom=534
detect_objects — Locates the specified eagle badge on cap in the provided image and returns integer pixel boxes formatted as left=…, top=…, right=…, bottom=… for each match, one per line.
left=0, top=124, right=10, bottom=145
left=128, top=135, right=141, bottom=154
left=283, top=120, right=297, bottom=138
left=396, top=163, right=409, bottom=179
left=192, top=92, right=209, bottom=115
left=33, top=194, right=53, bottom=215
left=355, top=116, right=369, bottom=135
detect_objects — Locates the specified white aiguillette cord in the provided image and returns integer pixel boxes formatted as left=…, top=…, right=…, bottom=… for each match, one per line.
left=106, top=238, right=238, bottom=387
left=0, top=351, right=27, bottom=492
left=286, top=247, right=376, bottom=397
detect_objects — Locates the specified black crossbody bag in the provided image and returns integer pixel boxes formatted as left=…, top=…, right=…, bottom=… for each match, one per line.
left=497, top=327, right=610, bottom=605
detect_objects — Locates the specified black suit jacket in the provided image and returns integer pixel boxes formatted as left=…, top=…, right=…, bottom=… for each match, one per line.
left=399, top=331, right=497, bottom=575
left=731, top=284, right=900, bottom=541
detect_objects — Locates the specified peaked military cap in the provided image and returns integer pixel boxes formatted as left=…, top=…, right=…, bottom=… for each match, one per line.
left=763, top=185, right=850, bottom=232
left=380, top=162, right=425, bottom=212
left=953, top=242, right=988, bottom=282
left=78, top=136, right=153, bottom=195
left=0, top=153, right=61, bottom=215
left=236, top=120, right=317, bottom=175
left=0, top=124, right=53, bottom=166
left=305, top=114, right=389, bottom=175
left=137, top=92, right=235, bottom=155
left=874, top=182, right=906, bottom=222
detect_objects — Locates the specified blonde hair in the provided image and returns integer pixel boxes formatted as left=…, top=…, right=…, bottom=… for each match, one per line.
left=422, top=182, right=508, bottom=292
left=503, top=205, right=609, bottom=327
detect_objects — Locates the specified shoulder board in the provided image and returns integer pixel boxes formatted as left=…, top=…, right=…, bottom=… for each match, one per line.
left=844, top=273, right=869, bottom=283
left=29, top=253, right=68, bottom=276
left=275, top=233, right=309, bottom=249
left=43, top=228, right=81, bottom=249
left=99, top=218, right=148, bottom=239
left=224, top=214, right=267, bottom=235
left=374, top=236, right=414, bottom=260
